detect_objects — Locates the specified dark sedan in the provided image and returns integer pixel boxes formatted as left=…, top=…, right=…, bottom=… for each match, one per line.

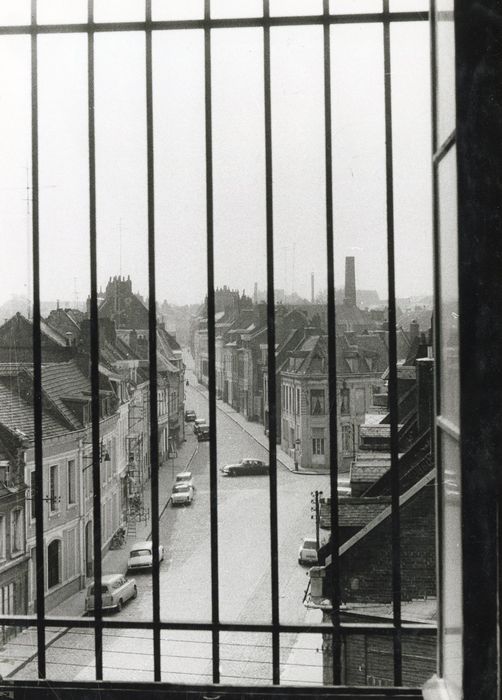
left=220, top=458, right=269, bottom=476
left=185, top=409, right=196, bottom=421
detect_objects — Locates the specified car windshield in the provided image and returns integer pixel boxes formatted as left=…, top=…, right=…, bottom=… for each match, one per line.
left=89, top=585, right=109, bottom=595
left=173, top=485, right=189, bottom=493
left=130, top=549, right=151, bottom=557
left=176, top=475, right=190, bottom=482
left=303, top=540, right=317, bottom=549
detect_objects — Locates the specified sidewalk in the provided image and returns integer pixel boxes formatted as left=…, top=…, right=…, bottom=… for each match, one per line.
left=192, top=382, right=350, bottom=486
left=1, top=439, right=197, bottom=679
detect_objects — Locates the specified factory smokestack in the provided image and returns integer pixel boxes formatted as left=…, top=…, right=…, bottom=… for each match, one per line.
left=344, top=256, right=357, bottom=307
left=311, top=273, right=315, bottom=304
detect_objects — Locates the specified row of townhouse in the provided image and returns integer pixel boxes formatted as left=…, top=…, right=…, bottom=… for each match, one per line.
left=0, top=295, right=184, bottom=632
left=191, top=294, right=415, bottom=470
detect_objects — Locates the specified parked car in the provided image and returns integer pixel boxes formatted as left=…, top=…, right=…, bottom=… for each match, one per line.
left=197, top=424, right=210, bottom=442
left=220, top=458, right=269, bottom=476
left=185, top=409, right=196, bottom=422
left=85, top=574, right=137, bottom=613
left=175, top=471, right=194, bottom=488
left=127, top=541, right=165, bottom=571
left=193, top=418, right=206, bottom=434
left=298, top=537, right=318, bottom=565
left=171, top=482, right=194, bottom=506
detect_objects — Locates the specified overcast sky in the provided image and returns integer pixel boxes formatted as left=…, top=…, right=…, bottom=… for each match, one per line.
left=0, top=0, right=432, bottom=309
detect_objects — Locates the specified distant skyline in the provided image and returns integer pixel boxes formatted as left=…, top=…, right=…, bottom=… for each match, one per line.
left=0, top=8, right=432, bottom=311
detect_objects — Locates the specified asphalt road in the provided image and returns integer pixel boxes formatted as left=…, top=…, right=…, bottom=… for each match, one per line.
left=12, top=375, right=328, bottom=685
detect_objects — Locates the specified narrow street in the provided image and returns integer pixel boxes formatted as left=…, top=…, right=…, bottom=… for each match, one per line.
left=12, top=370, right=328, bottom=685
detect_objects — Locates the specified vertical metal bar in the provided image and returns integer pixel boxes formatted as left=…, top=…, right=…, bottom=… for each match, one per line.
left=322, top=0, right=342, bottom=684
left=30, top=0, right=46, bottom=679
left=429, top=0, right=444, bottom=679
left=145, top=0, right=161, bottom=682
left=262, top=0, right=280, bottom=684
left=87, top=0, right=103, bottom=680
left=204, top=0, right=220, bottom=684
left=382, top=0, right=402, bottom=685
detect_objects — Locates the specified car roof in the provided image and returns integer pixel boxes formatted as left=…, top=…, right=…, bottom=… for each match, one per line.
left=302, top=537, right=317, bottom=544
left=243, top=457, right=261, bottom=461
left=195, top=418, right=205, bottom=422
left=89, top=574, right=124, bottom=585
left=176, top=471, right=192, bottom=478
left=129, top=541, right=152, bottom=549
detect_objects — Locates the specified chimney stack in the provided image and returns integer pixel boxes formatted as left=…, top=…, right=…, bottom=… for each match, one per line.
left=254, top=282, right=258, bottom=304
left=344, top=256, right=356, bottom=307
left=311, top=273, right=314, bottom=304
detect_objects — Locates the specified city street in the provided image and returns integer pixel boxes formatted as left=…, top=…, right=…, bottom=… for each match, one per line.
left=11, top=372, right=328, bottom=685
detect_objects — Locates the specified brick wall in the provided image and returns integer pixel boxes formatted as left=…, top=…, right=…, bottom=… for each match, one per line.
left=323, top=630, right=436, bottom=686
left=325, top=482, right=436, bottom=604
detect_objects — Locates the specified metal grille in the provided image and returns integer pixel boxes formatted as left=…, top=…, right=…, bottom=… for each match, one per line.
left=0, top=0, right=434, bottom=692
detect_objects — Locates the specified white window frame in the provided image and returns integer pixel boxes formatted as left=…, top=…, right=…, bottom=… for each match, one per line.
left=67, top=459, right=76, bottom=507
left=0, top=515, right=5, bottom=561
left=11, top=507, right=24, bottom=556
left=49, top=464, right=59, bottom=514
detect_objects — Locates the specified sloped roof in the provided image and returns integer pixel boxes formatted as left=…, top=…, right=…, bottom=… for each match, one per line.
left=362, top=430, right=432, bottom=498
left=338, top=497, right=391, bottom=527
left=0, top=382, right=68, bottom=439
left=40, top=362, right=91, bottom=428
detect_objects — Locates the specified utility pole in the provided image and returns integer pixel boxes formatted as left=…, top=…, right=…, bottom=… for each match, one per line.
left=311, top=489, right=323, bottom=551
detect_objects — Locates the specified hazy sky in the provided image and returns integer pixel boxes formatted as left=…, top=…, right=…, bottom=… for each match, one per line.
left=0, top=1, right=432, bottom=309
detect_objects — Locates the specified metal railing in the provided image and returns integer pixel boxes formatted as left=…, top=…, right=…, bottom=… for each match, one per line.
left=0, top=0, right=432, bottom=692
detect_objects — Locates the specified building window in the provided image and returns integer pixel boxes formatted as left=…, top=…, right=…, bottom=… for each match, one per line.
left=296, top=388, right=300, bottom=415
left=11, top=508, right=24, bottom=556
left=30, top=471, right=36, bottom=520
left=310, top=389, right=326, bottom=415
left=341, top=386, right=350, bottom=415
left=342, top=425, right=351, bottom=452
left=312, top=438, right=325, bottom=456
left=47, top=539, right=61, bottom=589
left=67, top=460, right=76, bottom=506
left=0, top=516, right=5, bottom=560
left=49, top=465, right=59, bottom=513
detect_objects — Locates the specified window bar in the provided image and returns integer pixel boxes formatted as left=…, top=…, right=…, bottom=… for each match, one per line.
left=322, top=0, right=342, bottom=685
left=262, top=0, right=280, bottom=684
left=204, top=0, right=220, bottom=684
left=382, top=0, right=403, bottom=685
left=145, top=0, right=162, bottom=681
left=30, top=0, right=46, bottom=679
left=87, top=0, right=104, bottom=680
left=429, top=0, right=444, bottom=679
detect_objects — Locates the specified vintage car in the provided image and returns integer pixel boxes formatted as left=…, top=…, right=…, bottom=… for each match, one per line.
left=85, top=574, right=137, bottom=613
left=127, top=541, right=165, bottom=571
left=171, top=482, right=195, bottom=506
left=219, top=458, right=269, bottom=476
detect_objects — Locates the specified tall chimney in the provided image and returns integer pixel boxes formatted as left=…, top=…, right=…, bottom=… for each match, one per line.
left=344, top=256, right=356, bottom=307
left=311, top=272, right=315, bottom=304
left=254, top=282, right=258, bottom=304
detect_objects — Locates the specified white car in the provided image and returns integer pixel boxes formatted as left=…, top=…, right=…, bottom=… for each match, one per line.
left=85, top=574, right=137, bottom=613
left=171, top=483, right=194, bottom=506
left=127, top=541, right=165, bottom=571
left=298, top=537, right=318, bottom=565
left=175, top=471, right=194, bottom=489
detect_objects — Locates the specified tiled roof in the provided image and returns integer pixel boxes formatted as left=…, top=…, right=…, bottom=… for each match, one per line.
left=334, top=497, right=391, bottom=527
left=0, top=382, right=67, bottom=439
left=40, top=362, right=91, bottom=428
left=350, top=463, right=390, bottom=482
